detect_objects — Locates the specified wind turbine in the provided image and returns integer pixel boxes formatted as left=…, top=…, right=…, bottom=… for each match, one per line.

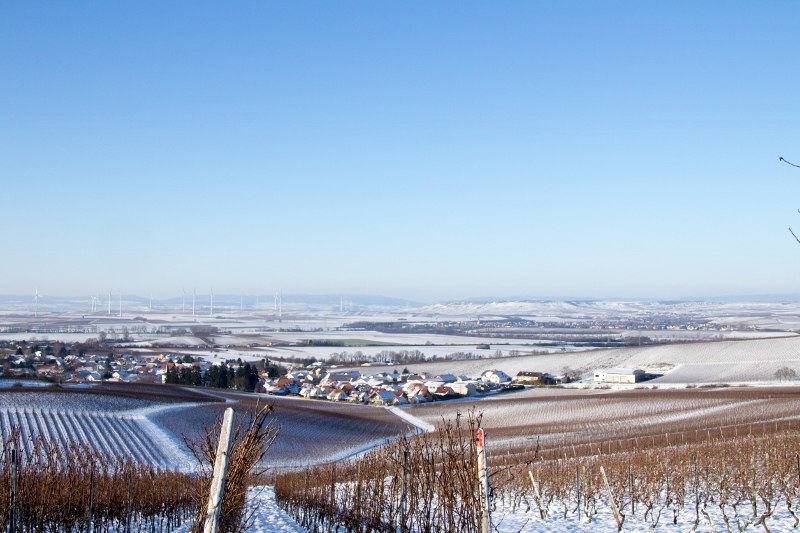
left=34, top=288, right=41, bottom=318
left=119, top=291, right=122, bottom=317
left=210, top=288, right=214, bottom=317
left=108, top=289, right=112, bottom=315
left=182, top=288, right=186, bottom=314
left=149, top=293, right=153, bottom=312
left=192, top=288, right=196, bottom=317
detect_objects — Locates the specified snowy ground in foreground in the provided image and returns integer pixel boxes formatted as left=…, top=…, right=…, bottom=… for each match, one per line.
left=240, top=486, right=800, bottom=532
left=489, top=503, right=799, bottom=532
left=173, top=486, right=304, bottom=533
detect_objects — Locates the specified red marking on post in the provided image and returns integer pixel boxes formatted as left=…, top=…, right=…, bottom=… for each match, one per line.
left=476, top=428, right=485, bottom=448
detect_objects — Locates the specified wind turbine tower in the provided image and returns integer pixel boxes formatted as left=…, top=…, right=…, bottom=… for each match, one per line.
left=34, top=288, right=40, bottom=318
left=119, top=291, right=122, bottom=317
left=192, top=288, right=196, bottom=317
left=182, top=288, right=186, bottom=314
left=210, top=288, right=214, bottom=317
left=108, top=290, right=112, bottom=315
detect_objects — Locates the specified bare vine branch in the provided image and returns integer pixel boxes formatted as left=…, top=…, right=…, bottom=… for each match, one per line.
left=789, top=227, right=800, bottom=244
left=781, top=158, right=800, bottom=241
left=780, top=156, right=800, bottom=168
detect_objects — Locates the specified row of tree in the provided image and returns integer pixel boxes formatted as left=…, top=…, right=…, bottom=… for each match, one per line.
left=163, top=361, right=260, bottom=392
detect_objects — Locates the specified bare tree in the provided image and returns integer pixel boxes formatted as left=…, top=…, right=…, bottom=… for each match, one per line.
left=774, top=366, right=797, bottom=381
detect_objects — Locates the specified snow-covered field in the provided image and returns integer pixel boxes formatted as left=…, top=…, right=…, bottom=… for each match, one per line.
left=403, top=385, right=800, bottom=454
left=490, top=501, right=799, bottom=532
left=417, top=299, right=800, bottom=329
left=0, top=391, right=197, bottom=470
left=7, top=299, right=800, bottom=531
left=171, top=487, right=305, bottom=533
left=350, top=335, right=800, bottom=385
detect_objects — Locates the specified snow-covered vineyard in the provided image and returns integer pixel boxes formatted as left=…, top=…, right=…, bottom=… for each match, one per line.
left=4, top=332, right=800, bottom=531
left=245, top=487, right=800, bottom=532
left=3, top=391, right=800, bottom=531
left=0, top=392, right=196, bottom=469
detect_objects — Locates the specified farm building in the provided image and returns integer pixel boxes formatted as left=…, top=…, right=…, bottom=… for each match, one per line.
left=449, top=381, right=477, bottom=397
left=593, top=368, right=645, bottom=384
left=513, top=371, right=559, bottom=386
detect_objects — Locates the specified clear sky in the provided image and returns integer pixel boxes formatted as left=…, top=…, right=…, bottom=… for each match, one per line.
left=2, top=1, right=799, bottom=303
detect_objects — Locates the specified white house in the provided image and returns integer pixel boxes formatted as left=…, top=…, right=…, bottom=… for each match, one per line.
left=320, top=370, right=361, bottom=386
left=450, top=382, right=477, bottom=397
left=481, top=370, right=512, bottom=384
left=593, top=368, right=645, bottom=384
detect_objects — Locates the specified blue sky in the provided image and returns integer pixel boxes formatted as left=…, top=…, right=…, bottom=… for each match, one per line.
left=1, top=1, right=799, bottom=302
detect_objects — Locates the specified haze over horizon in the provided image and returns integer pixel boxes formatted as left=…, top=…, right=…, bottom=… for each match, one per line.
left=3, top=291, right=800, bottom=310
left=2, top=2, right=799, bottom=302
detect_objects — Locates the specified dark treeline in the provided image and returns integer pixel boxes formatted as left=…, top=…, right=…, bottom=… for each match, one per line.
left=164, top=361, right=260, bottom=392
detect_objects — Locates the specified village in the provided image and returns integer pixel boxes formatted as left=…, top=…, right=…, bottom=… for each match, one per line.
left=0, top=340, right=654, bottom=405
left=261, top=366, right=532, bottom=405
left=258, top=364, right=655, bottom=405
left=0, top=342, right=252, bottom=387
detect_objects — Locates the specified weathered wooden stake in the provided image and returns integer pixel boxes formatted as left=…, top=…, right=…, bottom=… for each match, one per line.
left=330, top=462, right=336, bottom=512
left=528, top=469, right=546, bottom=520
left=88, top=463, right=95, bottom=533
left=203, top=407, right=234, bottom=533
left=576, top=464, right=581, bottom=520
left=400, top=448, right=409, bottom=532
left=628, top=461, right=634, bottom=516
left=476, top=428, right=491, bottom=533
left=9, top=443, right=17, bottom=533
left=600, top=465, right=623, bottom=531
left=126, top=468, right=133, bottom=533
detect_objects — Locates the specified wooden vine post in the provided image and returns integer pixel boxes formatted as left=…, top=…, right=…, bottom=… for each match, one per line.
left=476, top=428, right=491, bottom=533
left=528, top=469, right=546, bottom=520
left=9, top=443, right=17, bottom=533
left=600, top=465, right=624, bottom=531
left=88, top=462, right=95, bottom=533
left=204, top=407, right=235, bottom=533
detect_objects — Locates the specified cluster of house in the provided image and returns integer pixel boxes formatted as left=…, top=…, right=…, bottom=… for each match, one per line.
left=6, top=351, right=218, bottom=384
left=261, top=366, right=559, bottom=405
left=6, top=347, right=649, bottom=391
